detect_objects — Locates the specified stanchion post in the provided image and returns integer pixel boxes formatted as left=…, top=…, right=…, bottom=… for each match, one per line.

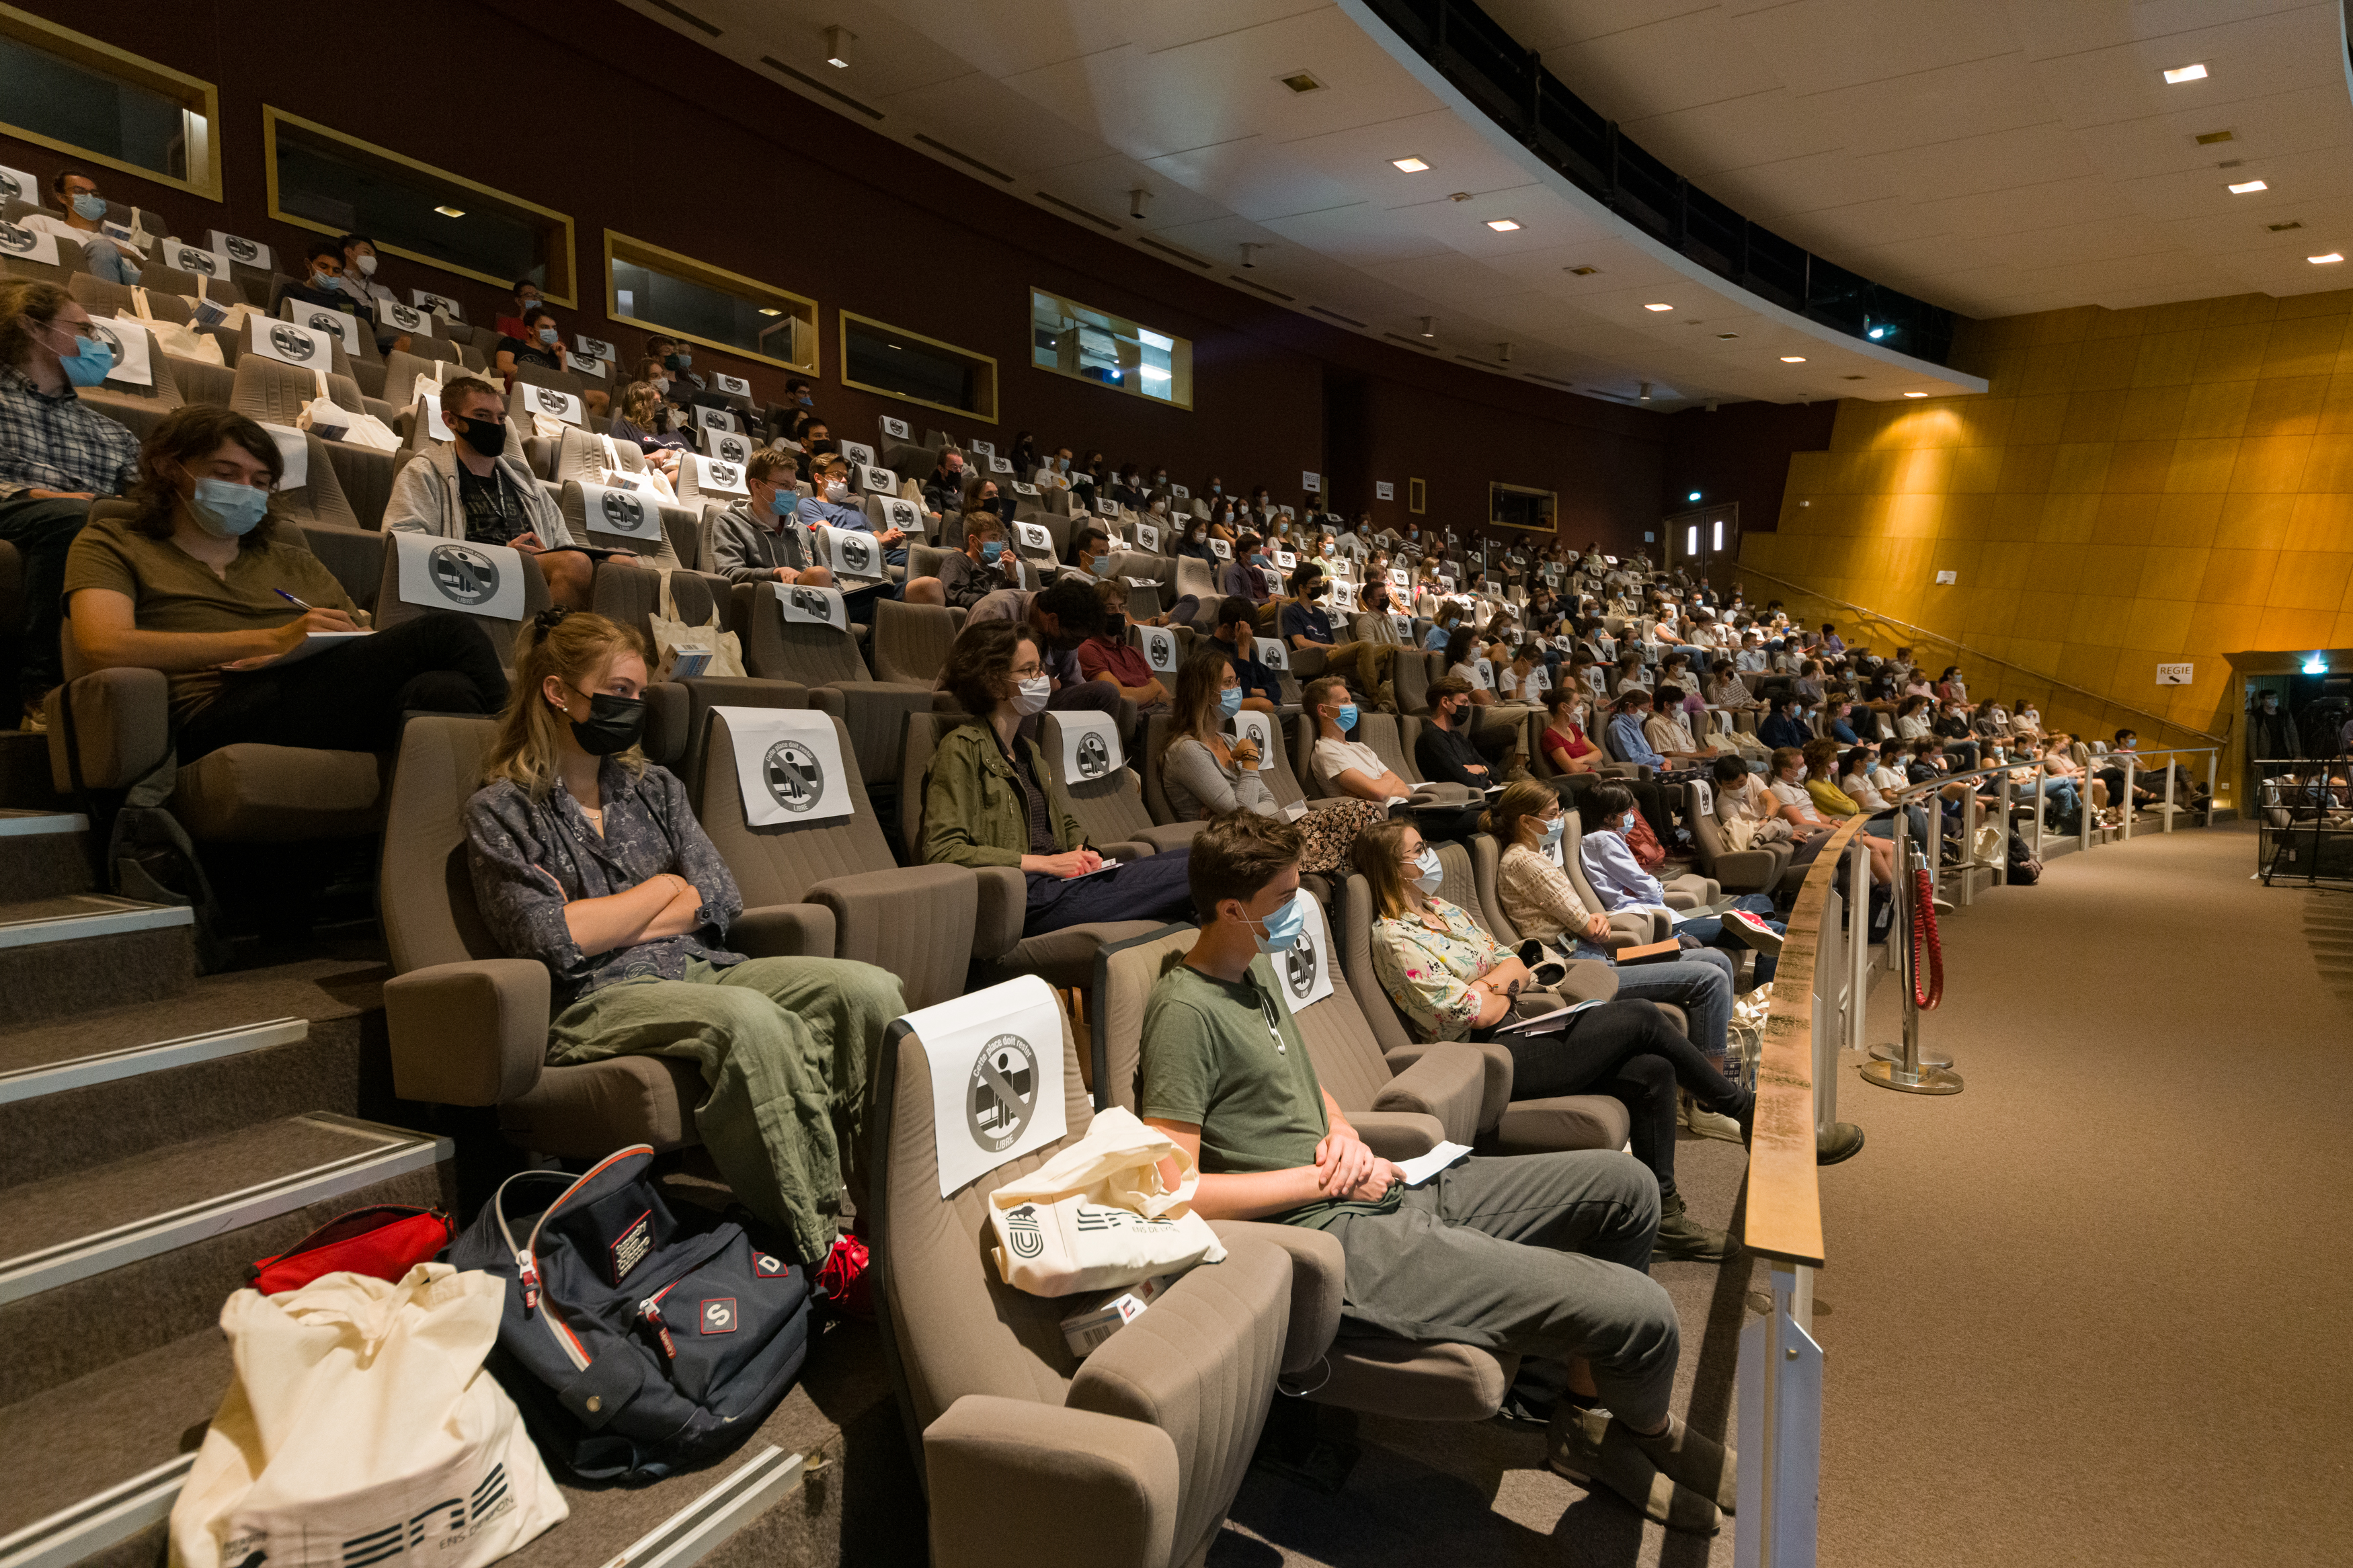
left=1994, top=768, right=2012, bottom=886
left=1864, top=832, right=1962, bottom=1093
left=2205, top=749, right=2217, bottom=816
left=1958, top=786, right=1977, bottom=908
left=1847, top=831, right=1870, bottom=1064
left=2121, top=755, right=2136, bottom=842
left=1926, top=789, right=1944, bottom=893
left=2031, top=771, right=2045, bottom=860
left=2161, top=753, right=2176, bottom=833
left=2080, top=764, right=2094, bottom=854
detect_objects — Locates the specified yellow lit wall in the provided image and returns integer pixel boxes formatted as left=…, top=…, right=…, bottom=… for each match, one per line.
left=1741, top=290, right=2353, bottom=766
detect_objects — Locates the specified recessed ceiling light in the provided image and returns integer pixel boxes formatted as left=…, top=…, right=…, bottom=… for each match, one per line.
left=1904, top=391, right=1927, bottom=398
left=758, top=307, right=783, bottom=316
left=2163, top=63, right=2208, bottom=84
left=1392, top=157, right=1428, bottom=172
left=2269, top=220, right=2305, bottom=232
left=2229, top=179, right=2268, bottom=194
left=434, top=206, right=465, bottom=217
left=1780, top=356, right=1807, bottom=363
left=1486, top=218, right=1521, bottom=231
left=2310, top=253, right=2344, bottom=264
left=1644, top=302, right=1673, bottom=312
left=1279, top=71, right=1324, bottom=94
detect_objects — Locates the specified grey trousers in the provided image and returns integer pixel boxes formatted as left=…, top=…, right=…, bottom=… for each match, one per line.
left=1321, top=1149, right=1678, bottom=1428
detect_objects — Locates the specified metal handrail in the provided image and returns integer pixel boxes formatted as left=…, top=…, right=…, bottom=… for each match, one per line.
left=1728, top=563, right=2226, bottom=747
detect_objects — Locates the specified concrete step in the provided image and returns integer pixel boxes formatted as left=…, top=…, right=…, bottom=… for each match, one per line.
left=0, top=951, right=390, bottom=1189
left=0, top=1317, right=922, bottom=1568
left=0, top=895, right=194, bottom=1032
left=0, top=811, right=91, bottom=902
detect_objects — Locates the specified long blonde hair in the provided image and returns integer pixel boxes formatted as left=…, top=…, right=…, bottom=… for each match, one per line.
left=1353, top=817, right=1422, bottom=920
left=484, top=610, right=649, bottom=800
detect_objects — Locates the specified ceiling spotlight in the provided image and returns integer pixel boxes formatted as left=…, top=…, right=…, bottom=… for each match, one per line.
left=1716, top=331, right=1740, bottom=339
left=1686, top=491, right=1702, bottom=502
left=1866, top=325, right=1890, bottom=339
left=1128, top=188, right=1151, bottom=220
left=1486, top=218, right=1521, bottom=232
left=433, top=205, right=465, bottom=218
left=2163, top=63, right=2208, bottom=84
left=1418, top=316, right=1436, bottom=337
left=757, top=307, right=783, bottom=317
left=2228, top=179, right=2268, bottom=194
left=825, top=25, right=854, bottom=68
left=1904, top=390, right=1927, bottom=397
left=2311, top=253, right=2344, bottom=264
left=1644, top=302, right=1673, bottom=313
left=1392, top=157, right=1429, bottom=172
left=1780, top=356, right=1807, bottom=363
left=1238, top=243, right=1265, bottom=269
left=2195, top=130, right=2235, bottom=145
left=1638, top=382, right=1652, bottom=402
left=2302, top=654, right=2328, bottom=675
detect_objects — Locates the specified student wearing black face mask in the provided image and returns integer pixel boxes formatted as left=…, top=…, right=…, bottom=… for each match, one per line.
left=383, top=375, right=615, bottom=609
left=1280, top=564, right=1395, bottom=694
left=463, top=608, right=905, bottom=1263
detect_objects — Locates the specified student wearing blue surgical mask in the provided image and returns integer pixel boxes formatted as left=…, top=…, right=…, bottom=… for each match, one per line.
left=496, top=306, right=609, bottom=417
left=1578, top=782, right=1798, bottom=996
left=710, top=447, right=834, bottom=589
left=1159, top=650, right=1388, bottom=870
left=903, top=515, right=1009, bottom=610
left=62, top=405, right=506, bottom=763
left=0, top=280, right=145, bottom=723
left=22, top=169, right=143, bottom=286
left=283, top=237, right=360, bottom=319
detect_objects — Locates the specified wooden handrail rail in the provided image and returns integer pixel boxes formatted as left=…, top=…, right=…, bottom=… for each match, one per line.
left=1741, top=811, right=1876, bottom=1268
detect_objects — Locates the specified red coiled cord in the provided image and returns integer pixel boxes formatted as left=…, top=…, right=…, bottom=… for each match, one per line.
left=1911, top=867, right=1944, bottom=1010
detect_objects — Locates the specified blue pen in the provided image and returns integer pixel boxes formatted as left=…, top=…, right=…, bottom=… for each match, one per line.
left=275, top=588, right=315, bottom=612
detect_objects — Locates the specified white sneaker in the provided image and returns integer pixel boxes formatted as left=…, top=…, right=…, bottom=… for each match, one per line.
left=1684, top=1104, right=1745, bottom=1143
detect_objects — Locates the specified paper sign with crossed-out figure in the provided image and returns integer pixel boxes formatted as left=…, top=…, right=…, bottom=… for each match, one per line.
left=1094, top=498, right=1117, bottom=517
left=874, top=496, right=923, bottom=536
left=821, top=526, right=883, bottom=580
left=906, top=974, right=1067, bottom=1196
left=839, top=441, right=876, bottom=469
left=689, top=455, right=746, bottom=496
left=89, top=319, right=152, bottom=389
left=247, top=315, right=335, bottom=371
left=1254, top=637, right=1287, bottom=673
left=0, top=165, right=32, bottom=202
left=209, top=231, right=270, bottom=270
left=693, top=405, right=737, bottom=434
left=378, top=301, right=429, bottom=335
left=1270, top=890, right=1334, bottom=1012
left=1332, top=580, right=1357, bottom=612
left=0, top=222, right=58, bottom=265
left=296, top=304, right=360, bottom=354
left=773, top=580, right=845, bottom=629
left=575, top=334, right=616, bottom=360
left=1472, top=657, right=1495, bottom=691
left=1169, top=484, right=1189, bottom=499
left=713, top=372, right=752, bottom=397
left=967, top=440, right=996, bottom=459
left=1014, top=522, right=1053, bottom=555
left=576, top=481, right=664, bottom=542
left=412, top=290, right=463, bottom=319
left=526, top=384, right=584, bottom=427
left=569, top=354, right=608, bottom=380
left=163, top=241, right=219, bottom=276
left=710, top=430, right=752, bottom=466
left=1058, top=712, right=1123, bottom=784
left=1011, top=481, right=1039, bottom=497
left=1391, top=613, right=1413, bottom=642
left=392, top=532, right=527, bottom=622
left=1134, top=522, right=1160, bottom=553
left=1232, top=708, right=1275, bottom=774
left=880, top=415, right=910, bottom=440
left=715, top=706, right=853, bottom=827
left=1273, top=550, right=1297, bottom=571
left=1209, top=537, right=1233, bottom=560
left=1134, top=624, right=1177, bottom=675
left=856, top=464, right=899, bottom=495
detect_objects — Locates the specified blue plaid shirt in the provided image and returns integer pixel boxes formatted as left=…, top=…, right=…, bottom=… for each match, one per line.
left=0, top=365, right=140, bottom=501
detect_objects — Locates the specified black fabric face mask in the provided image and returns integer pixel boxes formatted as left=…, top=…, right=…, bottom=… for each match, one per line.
left=456, top=416, right=506, bottom=458
left=570, top=692, right=647, bottom=755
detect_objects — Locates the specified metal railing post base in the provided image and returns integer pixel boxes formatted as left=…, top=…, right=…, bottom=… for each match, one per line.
left=1868, top=1040, right=1953, bottom=1070
left=1862, top=1058, right=1965, bottom=1095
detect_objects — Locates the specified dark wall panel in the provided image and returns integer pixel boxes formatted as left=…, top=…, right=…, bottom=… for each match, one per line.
left=7, top=0, right=1671, bottom=541
left=1660, top=399, right=1837, bottom=537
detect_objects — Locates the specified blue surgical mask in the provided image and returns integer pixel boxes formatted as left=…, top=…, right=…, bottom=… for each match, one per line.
left=1250, top=892, right=1306, bottom=954
left=1621, top=810, right=1640, bottom=833
left=1218, top=687, right=1244, bottom=718
left=57, top=331, right=112, bottom=387
left=536, top=326, right=559, bottom=347
left=189, top=477, right=268, bottom=538
left=71, top=194, right=108, bottom=222
left=1334, top=702, right=1358, bottom=732
left=980, top=540, right=1005, bottom=564
left=767, top=487, right=794, bottom=518
left=312, top=270, right=340, bottom=293
left=665, top=352, right=692, bottom=371
left=1540, top=818, right=1566, bottom=852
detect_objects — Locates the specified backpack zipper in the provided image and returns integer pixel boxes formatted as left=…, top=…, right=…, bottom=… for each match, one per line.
left=493, top=1145, right=653, bottom=1373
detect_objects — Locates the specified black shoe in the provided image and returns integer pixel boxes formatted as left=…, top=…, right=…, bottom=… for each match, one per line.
left=1816, top=1122, right=1865, bottom=1165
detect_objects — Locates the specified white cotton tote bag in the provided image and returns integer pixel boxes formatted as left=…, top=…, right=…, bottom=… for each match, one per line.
left=988, top=1107, right=1228, bottom=1296
left=169, top=1263, right=565, bottom=1568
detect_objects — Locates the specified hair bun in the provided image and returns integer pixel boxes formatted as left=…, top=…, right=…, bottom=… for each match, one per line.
left=533, top=606, right=571, bottom=632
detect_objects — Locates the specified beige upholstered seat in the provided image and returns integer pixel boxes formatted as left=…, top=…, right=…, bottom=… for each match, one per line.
left=871, top=996, right=1293, bottom=1568
left=1685, top=778, right=1789, bottom=894
left=695, top=709, right=975, bottom=1011
left=1087, top=919, right=1518, bottom=1423
left=377, top=716, right=707, bottom=1155
left=1037, top=712, right=1203, bottom=860
left=727, top=581, right=934, bottom=790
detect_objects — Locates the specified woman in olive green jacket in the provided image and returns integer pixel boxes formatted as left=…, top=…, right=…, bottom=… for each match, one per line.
left=922, top=620, right=1197, bottom=936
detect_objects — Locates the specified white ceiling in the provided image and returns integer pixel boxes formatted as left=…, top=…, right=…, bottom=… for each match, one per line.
left=1482, top=0, right=2353, bottom=318
left=608, top=0, right=2086, bottom=409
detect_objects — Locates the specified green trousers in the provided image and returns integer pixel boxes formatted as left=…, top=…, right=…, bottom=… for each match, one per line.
left=547, top=956, right=905, bottom=1262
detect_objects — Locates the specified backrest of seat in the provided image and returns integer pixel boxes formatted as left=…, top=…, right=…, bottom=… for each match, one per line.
left=80, top=323, right=183, bottom=409
left=510, top=358, right=586, bottom=401
left=872, top=993, right=1094, bottom=1434
left=1392, top=648, right=1432, bottom=714
left=1378, top=714, right=1430, bottom=786
left=1173, top=554, right=1215, bottom=607
left=267, top=430, right=364, bottom=530
left=557, top=480, right=684, bottom=569
left=1090, top=922, right=1198, bottom=1112
left=1560, top=809, right=1613, bottom=917
left=551, top=425, right=647, bottom=485
left=381, top=349, right=444, bottom=411
left=380, top=715, right=507, bottom=975
left=370, top=530, right=551, bottom=666
left=1039, top=711, right=1154, bottom=845
left=906, top=542, right=953, bottom=584
left=731, top=581, right=871, bottom=686
left=898, top=708, right=958, bottom=863
left=69, top=272, right=194, bottom=325
left=1339, top=874, right=1419, bottom=1057
left=1138, top=714, right=1181, bottom=824
left=869, top=597, right=958, bottom=687
left=1468, top=832, right=1524, bottom=947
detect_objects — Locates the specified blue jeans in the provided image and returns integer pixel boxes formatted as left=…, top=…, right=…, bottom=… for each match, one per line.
left=1675, top=893, right=1780, bottom=988
left=1610, top=954, right=1733, bottom=1069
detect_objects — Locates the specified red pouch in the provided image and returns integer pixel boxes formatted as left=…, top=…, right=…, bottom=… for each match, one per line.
left=817, top=1233, right=872, bottom=1319
left=249, top=1205, right=454, bottom=1295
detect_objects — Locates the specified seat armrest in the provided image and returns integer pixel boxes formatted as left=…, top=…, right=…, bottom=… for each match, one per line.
left=1346, top=1109, right=1445, bottom=1161
left=48, top=667, right=171, bottom=792
left=925, top=1395, right=1179, bottom=1568
left=1371, top=1042, right=1484, bottom=1147
left=970, top=864, right=1027, bottom=963
left=1097, top=839, right=1156, bottom=864
left=382, top=959, right=551, bottom=1106
left=729, top=901, right=837, bottom=958
left=1388, top=1042, right=1513, bottom=1134
left=299, top=522, right=387, bottom=611
left=1711, top=849, right=1781, bottom=891
left=1211, top=1221, right=1344, bottom=1376
left=1131, top=820, right=1206, bottom=854
left=1556, top=959, right=1619, bottom=1006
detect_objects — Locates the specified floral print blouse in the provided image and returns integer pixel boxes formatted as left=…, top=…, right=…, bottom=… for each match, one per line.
left=1369, top=896, right=1502, bottom=1042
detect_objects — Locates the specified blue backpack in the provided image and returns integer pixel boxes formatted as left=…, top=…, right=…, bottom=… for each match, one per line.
left=449, top=1145, right=813, bottom=1482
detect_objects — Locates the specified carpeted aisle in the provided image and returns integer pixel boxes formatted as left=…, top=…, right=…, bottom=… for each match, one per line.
left=1209, top=823, right=2351, bottom=1567
left=1820, top=822, right=2353, bottom=1567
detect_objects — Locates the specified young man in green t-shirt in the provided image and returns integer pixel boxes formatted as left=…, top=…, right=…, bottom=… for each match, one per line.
left=1138, top=811, right=1733, bottom=1534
